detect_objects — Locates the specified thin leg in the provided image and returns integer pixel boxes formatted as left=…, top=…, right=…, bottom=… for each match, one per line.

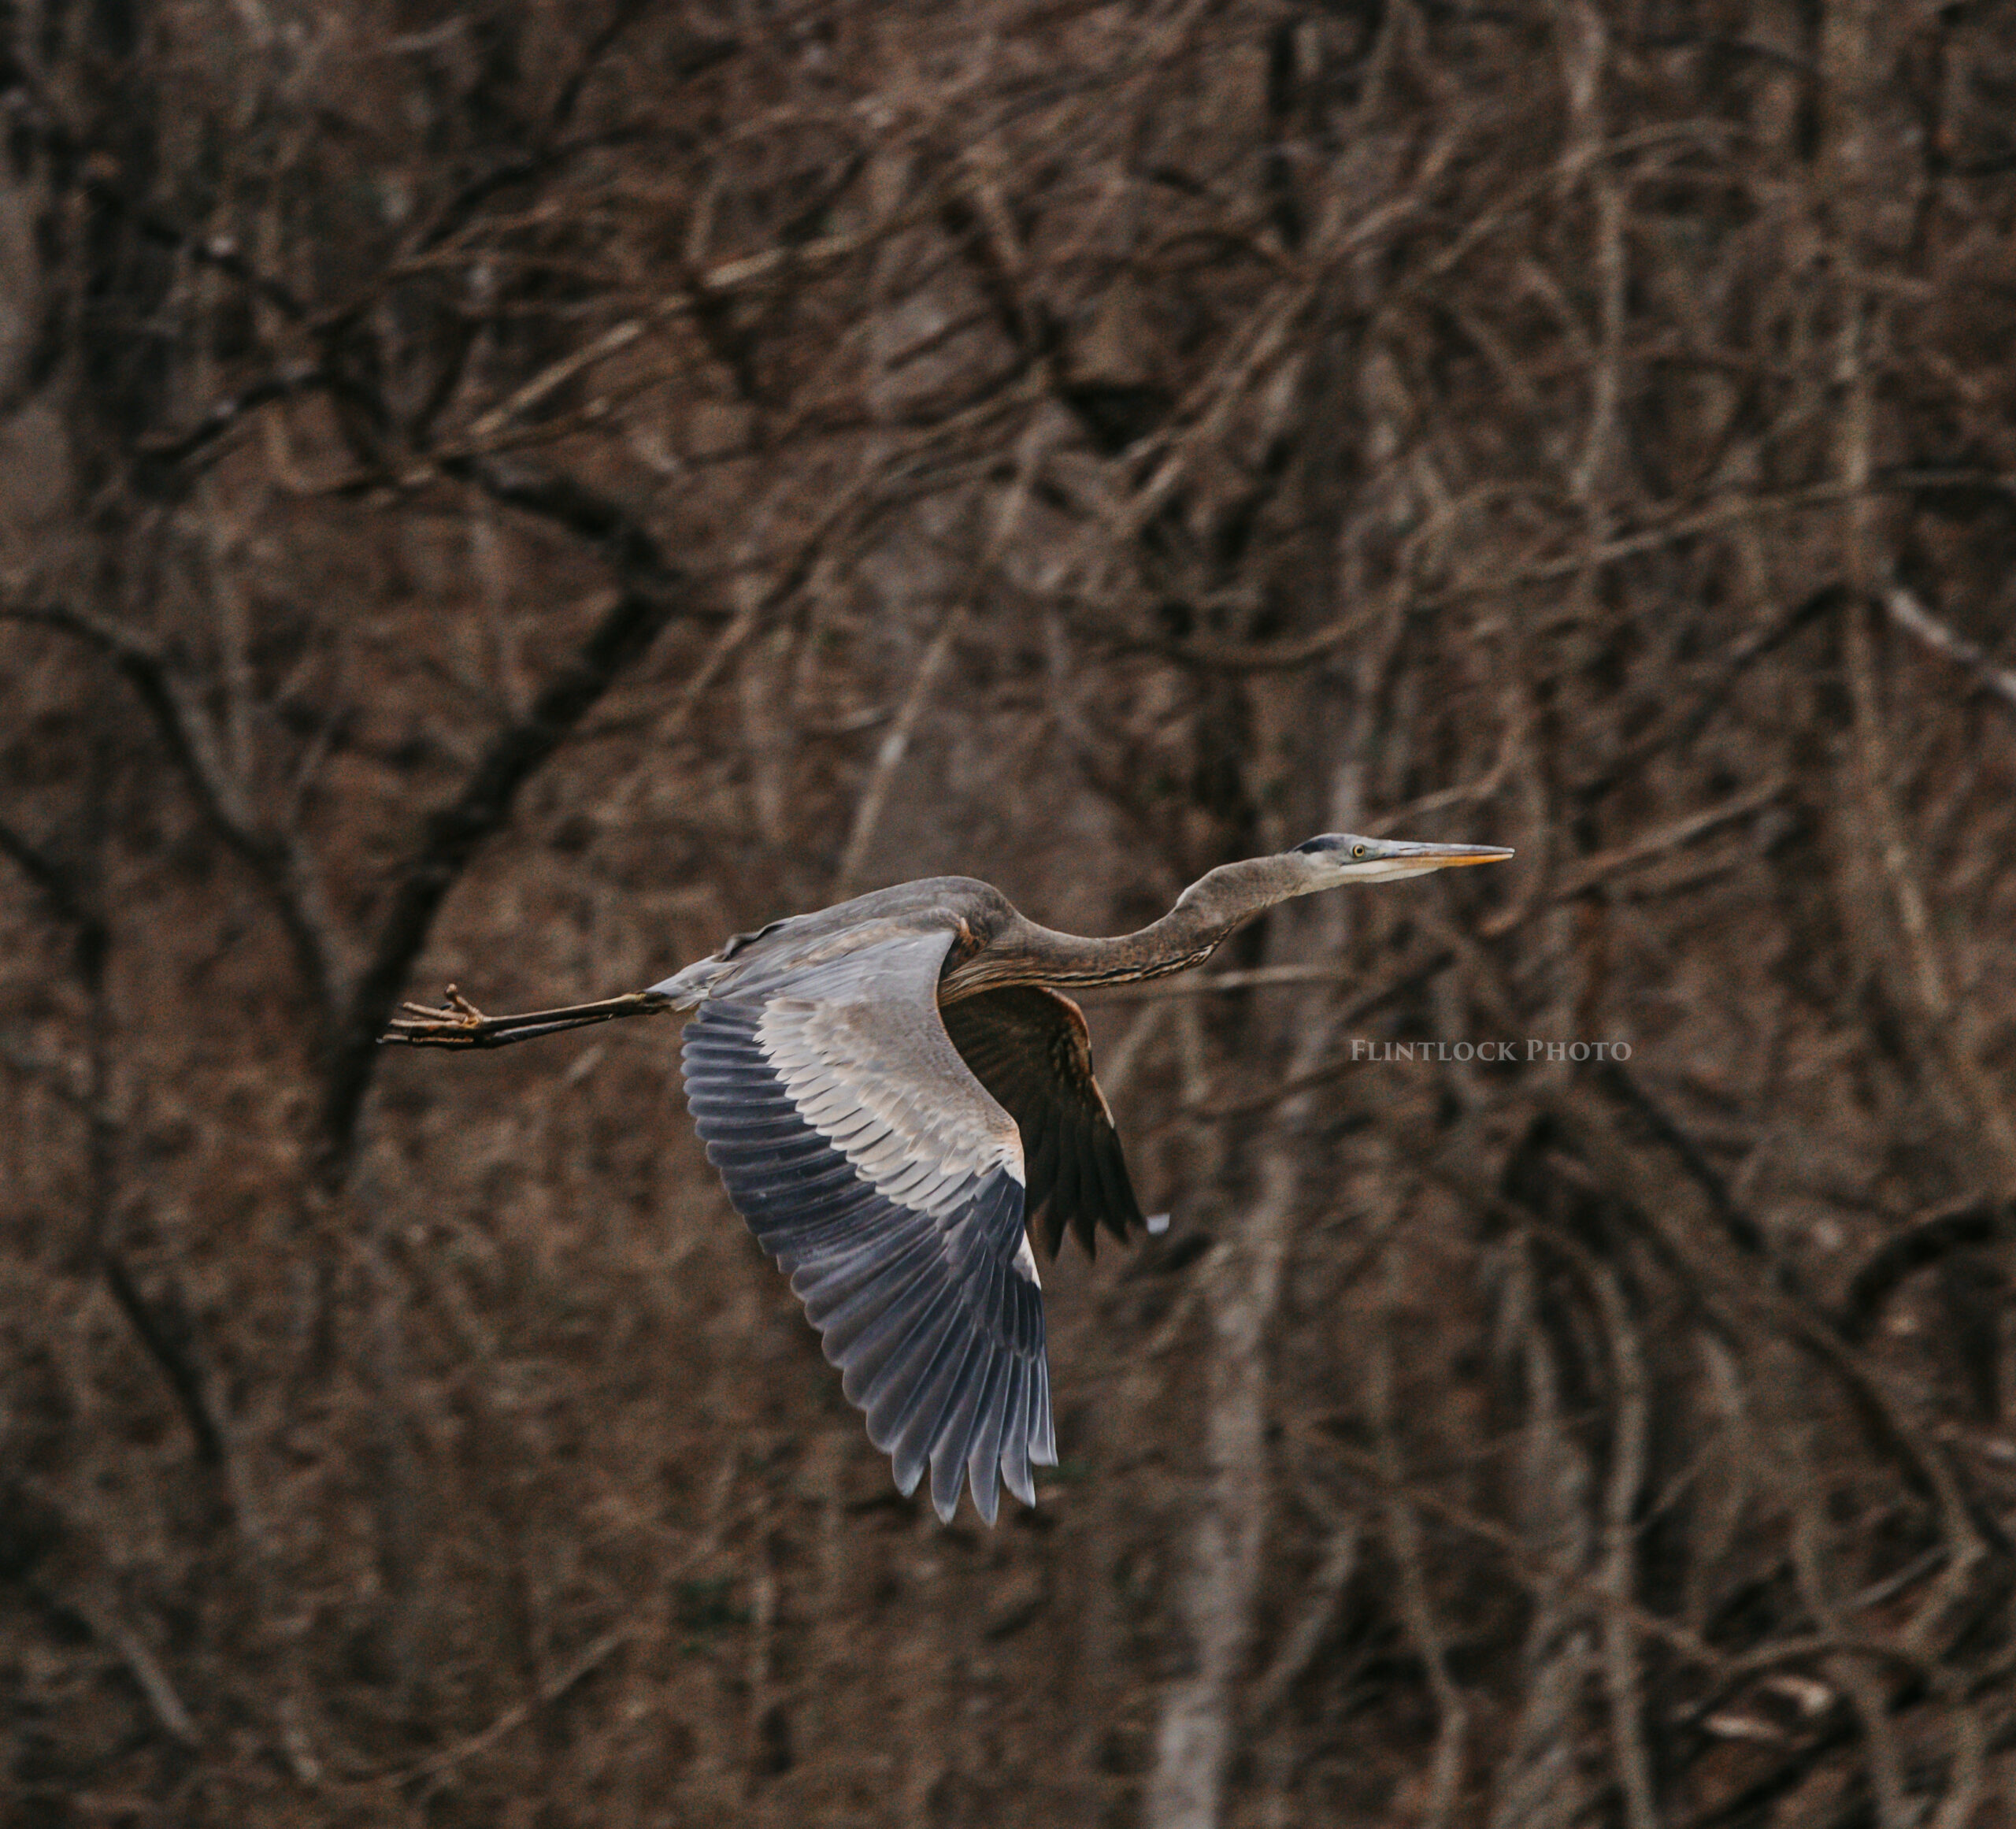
left=379, top=985, right=673, bottom=1048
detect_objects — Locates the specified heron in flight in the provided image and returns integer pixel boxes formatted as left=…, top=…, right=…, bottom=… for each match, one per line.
left=383, top=834, right=1511, bottom=1522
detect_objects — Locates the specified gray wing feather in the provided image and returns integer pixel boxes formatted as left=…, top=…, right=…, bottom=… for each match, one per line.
left=963, top=1354, right=1015, bottom=1525
left=679, top=922, right=1054, bottom=1522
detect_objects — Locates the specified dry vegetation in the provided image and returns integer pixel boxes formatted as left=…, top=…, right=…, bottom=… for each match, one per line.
left=5, top=1, right=2016, bottom=1823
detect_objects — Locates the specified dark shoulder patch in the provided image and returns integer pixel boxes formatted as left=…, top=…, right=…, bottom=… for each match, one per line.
left=720, top=916, right=791, bottom=960
left=946, top=914, right=988, bottom=970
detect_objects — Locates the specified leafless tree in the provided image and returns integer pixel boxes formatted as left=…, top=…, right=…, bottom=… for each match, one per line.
left=5, top=2, right=2016, bottom=1824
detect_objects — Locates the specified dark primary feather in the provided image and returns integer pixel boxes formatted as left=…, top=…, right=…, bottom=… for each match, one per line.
left=677, top=922, right=1052, bottom=1523
left=939, top=985, right=1147, bottom=1257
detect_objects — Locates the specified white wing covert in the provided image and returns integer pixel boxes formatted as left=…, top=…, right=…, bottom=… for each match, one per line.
left=676, top=924, right=1054, bottom=1523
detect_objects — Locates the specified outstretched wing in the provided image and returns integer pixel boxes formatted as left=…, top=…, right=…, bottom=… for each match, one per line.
left=677, top=924, right=1053, bottom=1523
left=939, top=986, right=1147, bottom=1257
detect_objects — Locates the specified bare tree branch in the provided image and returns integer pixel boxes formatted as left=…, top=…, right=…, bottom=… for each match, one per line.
left=1840, top=1202, right=2010, bottom=1345
left=3, top=600, right=343, bottom=1026
left=1884, top=585, right=2016, bottom=718
left=0, top=769, right=233, bottom=1488
left=324, top=573, right=684, bottom=1172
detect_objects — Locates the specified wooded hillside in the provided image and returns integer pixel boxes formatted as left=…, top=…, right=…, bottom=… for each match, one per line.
left=5, top=2, right=2016, bottom=1823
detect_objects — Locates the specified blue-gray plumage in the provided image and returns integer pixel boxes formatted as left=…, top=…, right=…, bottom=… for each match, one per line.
left=383, top=834, right=1512, bottom=1521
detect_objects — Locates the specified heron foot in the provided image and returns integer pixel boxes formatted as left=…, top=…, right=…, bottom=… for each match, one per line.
left=380, top=985, right=669, bottom=1048
left=381, top=984, right=495, bottom=1047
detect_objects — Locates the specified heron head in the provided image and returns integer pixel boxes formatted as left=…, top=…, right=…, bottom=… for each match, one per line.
left=1288, top=833, right=1515, bottom=886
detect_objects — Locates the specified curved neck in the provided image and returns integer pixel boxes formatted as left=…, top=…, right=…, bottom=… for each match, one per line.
left=948, top=855, right=1311, bottom=996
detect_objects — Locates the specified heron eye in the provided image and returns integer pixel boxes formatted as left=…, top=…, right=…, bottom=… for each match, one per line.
left=1352, top=844, right=1368, bottom=859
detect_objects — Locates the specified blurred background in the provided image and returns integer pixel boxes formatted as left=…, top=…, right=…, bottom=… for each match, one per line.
left=4, top=2, right=2016, bottom=1824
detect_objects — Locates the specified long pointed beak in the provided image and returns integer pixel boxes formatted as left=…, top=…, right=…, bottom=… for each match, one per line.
left=1386, top=841, right=1515, bottom=869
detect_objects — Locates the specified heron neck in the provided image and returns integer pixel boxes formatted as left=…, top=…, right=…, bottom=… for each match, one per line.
left=973, top=855, right=1310, bottom=993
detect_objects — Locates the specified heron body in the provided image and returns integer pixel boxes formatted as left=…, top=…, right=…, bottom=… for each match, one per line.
left=384, top=836, right=1512, bottom=1523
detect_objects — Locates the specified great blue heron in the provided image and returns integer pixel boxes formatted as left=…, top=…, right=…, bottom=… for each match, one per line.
left=382, top=835, right=1511, bottom=1522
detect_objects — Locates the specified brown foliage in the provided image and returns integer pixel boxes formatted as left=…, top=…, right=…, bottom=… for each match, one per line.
left=5, top=2, right=2016, bottom=1824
